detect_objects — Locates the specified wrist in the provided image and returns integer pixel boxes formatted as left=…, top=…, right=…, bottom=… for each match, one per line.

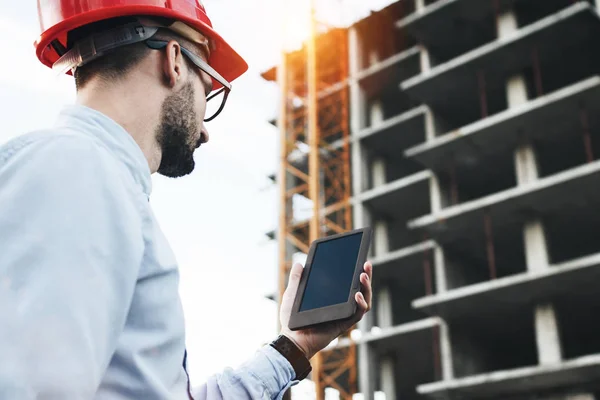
left=270, top=334, right=312, bottom=381
left=280, top=330, right=314, bottom=360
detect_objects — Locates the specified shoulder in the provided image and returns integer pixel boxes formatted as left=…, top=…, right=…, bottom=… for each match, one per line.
left=2, top=129, right=111, bottom=169
left=0, top=129, right=147, bottom=238
left=0, top=129, right=143, bottom=218
left=1, top=129, right=125, bottom=188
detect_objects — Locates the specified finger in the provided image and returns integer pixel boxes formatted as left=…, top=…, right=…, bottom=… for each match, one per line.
left=283, top=263, right=304, bottom=300
left=360, top=272, right=372, bottom=311
left=364, top=261, right=373, bottom=281
left=355, top=292, right=368, bottom=312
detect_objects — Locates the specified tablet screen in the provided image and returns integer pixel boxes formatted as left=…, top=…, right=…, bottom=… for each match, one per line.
left=299, top=232, right=363, bottom=312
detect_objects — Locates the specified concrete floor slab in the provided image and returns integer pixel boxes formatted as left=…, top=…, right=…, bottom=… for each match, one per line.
left=372, top=240, right=436, bottom=290
left=408, top=160, right=600, bottom=241
left=324, top=317, right=440, bottom=351
left=413, top=252, right=600, bottom=320
left=397, top=0, right=519, bottom=63
left=401, top=3, right=600, bottom=124
left=357, top=105, right=428, bottom=160
left=373, top=240, right=436, bottom=268
left=365, top=317, right=440, bottom=350
left=405, top=76, right=600, bottom=171
left=418, top=353, right=600, bottom=399
left=355, top=46, right=421, bottom=99
left=360, top=170, right=431, bottom=221
left=330, top=320, right=442, bottom=399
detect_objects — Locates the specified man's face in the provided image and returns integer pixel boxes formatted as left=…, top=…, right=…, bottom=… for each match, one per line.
left=156, top=55, right=211, bottom=178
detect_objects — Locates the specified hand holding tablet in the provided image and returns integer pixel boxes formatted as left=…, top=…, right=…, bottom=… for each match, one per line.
left=279, top=228, right=373, bottom=360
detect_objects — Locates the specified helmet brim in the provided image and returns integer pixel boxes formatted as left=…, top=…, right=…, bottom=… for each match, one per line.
left=35, top=5, right=248, bottom=90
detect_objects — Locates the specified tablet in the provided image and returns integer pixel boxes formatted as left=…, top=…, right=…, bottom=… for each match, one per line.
left=288, top=227, right=373, bottom=331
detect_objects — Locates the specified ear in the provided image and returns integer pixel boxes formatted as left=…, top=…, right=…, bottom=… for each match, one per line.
left=162, top=40, right=187, bottom=89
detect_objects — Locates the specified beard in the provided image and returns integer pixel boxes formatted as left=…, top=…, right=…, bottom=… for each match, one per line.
left=156, top=81, right=202, bottom=178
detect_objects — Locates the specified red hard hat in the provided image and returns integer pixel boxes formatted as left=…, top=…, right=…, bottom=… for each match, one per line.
left=35, top=0, right=248, bottom=86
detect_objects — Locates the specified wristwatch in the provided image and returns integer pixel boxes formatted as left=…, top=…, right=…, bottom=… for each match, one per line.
left=270, top=335, right=312, bottom=381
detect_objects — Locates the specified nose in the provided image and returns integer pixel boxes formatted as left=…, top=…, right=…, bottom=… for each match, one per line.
left=200, top=124, right=209, bottom=144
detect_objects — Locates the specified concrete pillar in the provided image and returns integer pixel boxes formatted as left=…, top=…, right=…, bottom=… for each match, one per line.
left=439, top=320, right=455, bottom=380
left=535, top=304, right=562, bottom=364
left=524, top=221, right=549, bottom=272
left=372, top=157, right=386, bottom=188
left=426, top=173, right=453, bottom=383
left=420, top=45, right=431, bottom=73
left=376, top=286, right=393, bottom=328
left=514, top=143, right=539, bottom=184
left=349, top=27, right=365, bottom=133
left=380, top=358, right=396, bottom=400
left=350, top=141, right=368, bottom=228
left=374, top=220, right=389, bottom=258
left=417, top=7, right=457, bottom=385
left=350, top=25, right=376, bottom=400
left=500, top=9, right=563, bottom=367
left=424, top=107, right=437, bottom=142
left=496, top=8, right=518, bottom=38
left=429, top=174, right=443, bottom=213
left=358, top=344, right=376, bottom=400
left=506, top=74, right=528, bottom=108
left=349, top=25, right=368, bottom=198
left=517, top=139, right=562, bottom=365
left=433, top=245, right=448, bottom=293
left=376, top=287, right=396, bottom=400
left=370, top=100, right=384, bottom=128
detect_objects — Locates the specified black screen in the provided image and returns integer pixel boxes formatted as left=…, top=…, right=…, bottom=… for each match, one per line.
left=299, top=232, right=363, bottom=312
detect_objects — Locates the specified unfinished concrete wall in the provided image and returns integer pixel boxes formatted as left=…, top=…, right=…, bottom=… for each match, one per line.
left=350, top=2, right=449, bottom=398
left=393, top=0, right=600, bottom=398
left=268, top=0, right=600, bottom=399
left=449, top=305, right=539, bottom=377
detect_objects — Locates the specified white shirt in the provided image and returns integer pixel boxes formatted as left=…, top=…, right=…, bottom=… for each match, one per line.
left=0, top=105, right=297, bottom=399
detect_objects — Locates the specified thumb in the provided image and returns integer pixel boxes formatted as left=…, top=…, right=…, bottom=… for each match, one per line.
left=287, top=263, right=304, bottom=287
left=284, top=263, right=304, bottom=299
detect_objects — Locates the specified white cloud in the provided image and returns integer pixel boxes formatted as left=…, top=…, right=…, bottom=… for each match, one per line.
left=0, top=16, right=74, bottom=97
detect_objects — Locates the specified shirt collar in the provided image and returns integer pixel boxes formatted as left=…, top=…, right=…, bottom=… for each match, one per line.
left=55, top=104, right=153, bottom=196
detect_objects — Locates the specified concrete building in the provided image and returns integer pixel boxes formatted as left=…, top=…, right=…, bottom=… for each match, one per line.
left=264, top=0, right=600, bottom=398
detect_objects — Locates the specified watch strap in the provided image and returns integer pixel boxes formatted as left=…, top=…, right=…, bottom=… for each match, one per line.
left=270, top=335, right=312, bottom=381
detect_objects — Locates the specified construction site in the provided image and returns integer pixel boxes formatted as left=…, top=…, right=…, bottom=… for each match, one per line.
left=262, top=0, right=600, bottom=399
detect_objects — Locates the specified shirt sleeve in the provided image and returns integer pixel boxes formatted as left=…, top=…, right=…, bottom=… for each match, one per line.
left=0, top=135, right=145, bottom=399
left=192, top=345, right=299, bottom=400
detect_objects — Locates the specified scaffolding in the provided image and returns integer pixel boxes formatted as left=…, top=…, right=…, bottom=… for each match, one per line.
left=263, top=1, right=355, bottom=398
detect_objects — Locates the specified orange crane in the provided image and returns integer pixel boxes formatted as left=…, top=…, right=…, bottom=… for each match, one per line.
left=274, top=0, right=355, bottom=398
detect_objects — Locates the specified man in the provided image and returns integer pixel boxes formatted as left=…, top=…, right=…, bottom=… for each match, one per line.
left=0, top=1, right=373, bottom=399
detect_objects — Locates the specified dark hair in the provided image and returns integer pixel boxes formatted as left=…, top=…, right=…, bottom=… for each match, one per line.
left=67, top=17, right=179, bottom=90
left=67, top=17, right=153, bottom=89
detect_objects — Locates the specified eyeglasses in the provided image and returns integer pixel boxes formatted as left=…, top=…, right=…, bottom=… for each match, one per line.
left=51, top=20, right=231, bottom=122
left=145, top=40, right=231, bottom=122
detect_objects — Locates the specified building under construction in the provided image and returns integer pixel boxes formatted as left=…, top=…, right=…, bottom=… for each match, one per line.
left=262, top=0, right=600, bottom=398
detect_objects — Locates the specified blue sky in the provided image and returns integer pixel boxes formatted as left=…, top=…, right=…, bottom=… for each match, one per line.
left=0, top=0, right=393, bottom=397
